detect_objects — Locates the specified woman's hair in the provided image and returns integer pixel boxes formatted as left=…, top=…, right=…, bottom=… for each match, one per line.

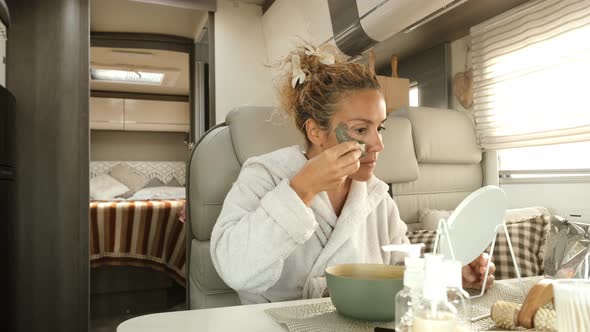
left=277, top=42, right=381, bottom=144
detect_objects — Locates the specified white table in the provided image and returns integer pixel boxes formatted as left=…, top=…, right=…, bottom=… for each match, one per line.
left=117, top=298, right=329, bottom=332
left=117, top=297, right=512, bottom=332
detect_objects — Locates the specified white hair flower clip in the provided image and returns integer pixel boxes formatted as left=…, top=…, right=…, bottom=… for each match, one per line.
left=304, top=44, right=336, bottom=65
left=291, top=54, right=306, bottom=88
left=286, top=38, right=336, bottom=88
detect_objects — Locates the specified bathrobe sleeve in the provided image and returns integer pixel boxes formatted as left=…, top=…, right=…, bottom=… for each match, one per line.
left=210, top=162, right=318, bottom=294
left=386, top=195, right=411, bottom=265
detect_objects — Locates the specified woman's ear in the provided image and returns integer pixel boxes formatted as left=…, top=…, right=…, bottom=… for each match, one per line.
left=304, top=119, right=327, bottom=147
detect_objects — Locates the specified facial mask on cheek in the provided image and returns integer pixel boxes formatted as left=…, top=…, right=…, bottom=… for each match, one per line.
left=335, top=123, right=366, bottom=157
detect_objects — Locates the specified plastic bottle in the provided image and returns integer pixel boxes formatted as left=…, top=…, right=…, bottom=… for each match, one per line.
left=443, top=259, right=471, bottom=331
left=395, top=256, right=425, bottom=332
left=412, top=254, right=458, bottom=332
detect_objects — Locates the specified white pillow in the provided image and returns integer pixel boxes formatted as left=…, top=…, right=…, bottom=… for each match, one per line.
left=109, top=163, right=147, bottom=196
left=504, top=206, right=550, bottom=222
left=418, top=208, right=453, bottom=231
left=127, top=186, right=186, bottom=201
left=90, top=174, right=130, bottom=201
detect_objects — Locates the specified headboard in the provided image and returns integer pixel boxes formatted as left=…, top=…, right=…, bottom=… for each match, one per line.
left=90, top=161, right=186, bottom=186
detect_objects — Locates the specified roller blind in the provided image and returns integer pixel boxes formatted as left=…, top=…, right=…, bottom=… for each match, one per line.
left=471, top=0, right=590, bottom=150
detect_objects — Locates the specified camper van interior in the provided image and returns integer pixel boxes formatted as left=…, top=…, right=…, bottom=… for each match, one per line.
left=3, top=0, right=590, bottom=331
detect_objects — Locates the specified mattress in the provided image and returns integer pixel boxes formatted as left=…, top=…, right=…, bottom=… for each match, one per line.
left=89, top=199, right=186, bottom=285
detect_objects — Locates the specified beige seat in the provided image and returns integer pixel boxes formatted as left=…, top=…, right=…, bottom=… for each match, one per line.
left=186, top=106, right=480, bottom=309
left=393, top=106, right=483, bottom=230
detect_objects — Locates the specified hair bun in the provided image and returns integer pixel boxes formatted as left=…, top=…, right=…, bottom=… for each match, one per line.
left=276, top=39, right=381, bottom=145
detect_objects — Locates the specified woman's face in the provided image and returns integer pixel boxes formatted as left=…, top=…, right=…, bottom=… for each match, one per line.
left=318, top=88, right=387, bottom=182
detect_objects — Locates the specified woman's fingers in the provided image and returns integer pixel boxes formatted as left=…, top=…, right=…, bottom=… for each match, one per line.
left=485, top=274, right=495, bottom=289
left=340, top=159, right=361, bottom=175
left=468, top=253, right=493, bottom=275
left=463, top=254, right=497, bottom=290
left=479, top=252, right=491, bottom=266
left=472, top=273, right=495, bottom=290
left=469, top=253, right=487, bottom=269
left=328, top=141, right=360, bottom=158
left=480, top=261, right=496, bottom=276
left=475, top=253, right=495, bottom=276
left=338, top=149, right=362, bottom=167
left=462, top=265, right=478, bottom=283
left=294, top=140, right=366, bottom=197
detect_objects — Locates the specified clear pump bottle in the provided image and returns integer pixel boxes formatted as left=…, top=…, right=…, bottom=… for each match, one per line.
left=443, top=259, right=471, bottom=331
left=412, top=254, right=458, bottom=332
left=395, top=256, right=425, bottom=332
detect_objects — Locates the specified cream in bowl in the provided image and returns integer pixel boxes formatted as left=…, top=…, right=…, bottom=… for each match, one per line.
left=325, top=263, right=404, bottom=321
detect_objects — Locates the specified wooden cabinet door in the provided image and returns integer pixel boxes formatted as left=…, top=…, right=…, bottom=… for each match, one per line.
left=124, top=99, right=189, bottom=132
left=90, top=97, right=124, bottom=130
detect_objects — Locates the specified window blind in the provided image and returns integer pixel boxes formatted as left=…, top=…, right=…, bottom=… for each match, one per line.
left=471, top=0, right=590, bottom=150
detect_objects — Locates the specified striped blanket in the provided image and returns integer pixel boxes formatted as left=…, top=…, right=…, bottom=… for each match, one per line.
left=90, top=200, right=186, bottom=286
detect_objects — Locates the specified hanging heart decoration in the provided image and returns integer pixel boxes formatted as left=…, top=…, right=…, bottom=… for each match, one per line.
left=453, top=67, right=474, bottom=109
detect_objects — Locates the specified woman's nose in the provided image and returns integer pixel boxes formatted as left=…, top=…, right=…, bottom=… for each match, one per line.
left=365, top=131, right=384, bottom=153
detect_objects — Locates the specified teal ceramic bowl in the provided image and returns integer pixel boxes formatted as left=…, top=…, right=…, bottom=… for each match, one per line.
left=325, top=263, right=404, bottom=321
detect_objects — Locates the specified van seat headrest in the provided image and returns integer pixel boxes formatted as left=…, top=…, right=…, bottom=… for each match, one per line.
left=374, top=116, right=419, bottom=183
left=406, top=107, right=481, bottom=164
left=226, top=107, right=303, bottom=164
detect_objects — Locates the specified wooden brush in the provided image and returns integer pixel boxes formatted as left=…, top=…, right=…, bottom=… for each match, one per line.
left=490, top=301, right=556, bottom=331
left=489, top=279, right=557, bottom=331
left=518, top=279, right=555, bottom=328
left=534, top=306, right=557, bottom=332
left=490, top=301, right=520, bottom=329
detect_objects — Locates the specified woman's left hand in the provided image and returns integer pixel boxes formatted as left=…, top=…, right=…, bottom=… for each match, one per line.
left=462, top=253, right=495, bottom=290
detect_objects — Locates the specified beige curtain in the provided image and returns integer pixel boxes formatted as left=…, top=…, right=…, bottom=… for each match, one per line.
left=471, top=0, right=590, bottom=150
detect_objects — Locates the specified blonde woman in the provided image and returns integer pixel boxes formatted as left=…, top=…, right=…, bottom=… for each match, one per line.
left=210, top=43, right=494, bottom=304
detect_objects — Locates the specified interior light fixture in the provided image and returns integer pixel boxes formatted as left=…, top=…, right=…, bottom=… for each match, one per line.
left=90, top=68, right=164, bottom=85
left=90, top=62, right=181, bottom=86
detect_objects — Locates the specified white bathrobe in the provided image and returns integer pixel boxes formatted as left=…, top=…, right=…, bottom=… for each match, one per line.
left=210, top=146, right=409, bottom=304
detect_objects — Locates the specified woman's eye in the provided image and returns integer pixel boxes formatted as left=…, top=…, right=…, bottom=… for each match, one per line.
left=377, top=126, right=387, bottom=133
left=354, top=128, right=367, bottom=135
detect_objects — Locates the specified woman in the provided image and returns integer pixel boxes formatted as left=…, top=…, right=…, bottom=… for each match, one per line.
left=210, top=42, right=494, bottom=305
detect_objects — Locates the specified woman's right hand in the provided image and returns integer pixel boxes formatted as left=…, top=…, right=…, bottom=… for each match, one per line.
left=290, top=141, right=362, bottom=205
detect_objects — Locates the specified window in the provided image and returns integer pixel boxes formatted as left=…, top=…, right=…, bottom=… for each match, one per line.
left=498, top=141, right=590, bottom=182
left=471, top=0, right=590, bottom=150
left=499, top=141, right=590, bottom=170
left=409, top=83, right=419, bottom=107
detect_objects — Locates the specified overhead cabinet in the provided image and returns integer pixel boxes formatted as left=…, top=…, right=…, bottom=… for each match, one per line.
left=124, top=99, right=189, bottom=132
left=90, top=97, right=190, bottom=133
left=90, top=98, right=124, bottom=130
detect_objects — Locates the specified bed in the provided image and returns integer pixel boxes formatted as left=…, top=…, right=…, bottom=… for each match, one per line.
left=89, top=161, right=187, bottom=285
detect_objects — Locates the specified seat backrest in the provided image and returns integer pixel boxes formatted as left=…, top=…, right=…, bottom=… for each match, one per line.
left=187, top=107, right=305, bottom=308
left=189, top=107, right=302, bottom=241
left=392, top=106, right=483, bottom=231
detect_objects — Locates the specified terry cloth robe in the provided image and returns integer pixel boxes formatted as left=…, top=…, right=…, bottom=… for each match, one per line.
left=210, top=146, right=409, bottom=304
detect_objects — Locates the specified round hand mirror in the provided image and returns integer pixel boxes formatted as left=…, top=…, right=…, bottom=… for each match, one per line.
left=438, top=186, right=508, bottom=266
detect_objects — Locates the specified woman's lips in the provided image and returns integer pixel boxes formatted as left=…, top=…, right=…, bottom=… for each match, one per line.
left=360, top=160, right=377, bottom=168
